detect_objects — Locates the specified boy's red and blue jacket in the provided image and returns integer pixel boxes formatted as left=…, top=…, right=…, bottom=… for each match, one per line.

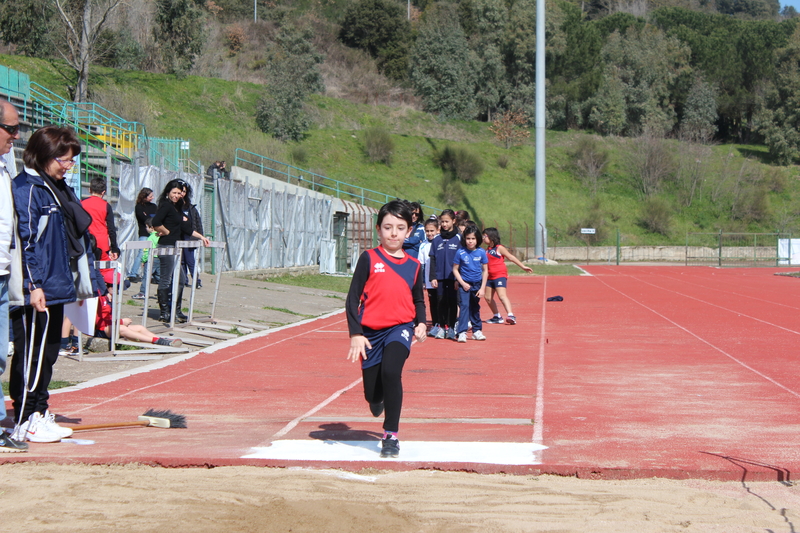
left=346, top=247, right=426, bottom=336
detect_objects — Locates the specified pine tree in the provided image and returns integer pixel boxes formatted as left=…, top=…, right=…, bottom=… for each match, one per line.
left=409, top=5, right=477, bottom=121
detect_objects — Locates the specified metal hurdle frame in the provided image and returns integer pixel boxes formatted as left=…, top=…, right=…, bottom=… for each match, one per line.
left=188, top=241, right=267, bottom=334
left=169, top=241, right=251, bottom=340
left=80, top=259, right=186, bottom=361
left=121, top=239, right=155, bottom=326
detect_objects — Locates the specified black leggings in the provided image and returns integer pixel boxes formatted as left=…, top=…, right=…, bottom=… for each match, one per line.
left=361, top=342, right=409, bottom=433
left=437, top=280, right=458, bottom=329
left=10, top=304, right=64, bottom=423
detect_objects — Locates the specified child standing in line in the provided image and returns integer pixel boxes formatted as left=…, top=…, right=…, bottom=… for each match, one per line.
left=483, top=227, right=533, bottom=325
left=132, top=217, right=160, bottom=300
left=346, top=200, right=427, bottom=459
left=419, top=217, right=440, bottom=335
left=452, top=225, right=488, bottom=343
left=428, top=209, right=461, bottom=340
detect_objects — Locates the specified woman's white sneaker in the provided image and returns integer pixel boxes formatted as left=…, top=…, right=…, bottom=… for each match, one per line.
left=14, top=412, right=62, bottom=443
left=43, top=410, right=73, bottom=438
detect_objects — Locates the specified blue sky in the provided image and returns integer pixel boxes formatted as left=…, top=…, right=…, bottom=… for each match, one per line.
left=781, top=0, right=800, bottom=10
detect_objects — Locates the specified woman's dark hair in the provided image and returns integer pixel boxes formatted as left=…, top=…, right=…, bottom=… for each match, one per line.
left=181, top=180, right=193, bottom=203
left=158, top=179, right=186, bottom=209
left=377, top=200, right=413, bottom=227
left=483, top=227, right=501, bottom=246
left=439, top=209, right=456, bottom=220
left=22, top=126, right=81, bottom=176
left=461, top=224, right=480, bottom=246
left=409, top=201, right=424, bottom=222
left=136, top=187, right=153, bottom=205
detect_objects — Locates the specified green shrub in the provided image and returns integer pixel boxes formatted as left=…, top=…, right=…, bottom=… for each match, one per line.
left=440, top=172, right=464, bottom=205
left=568, top=199, right=609, bottom=244
left=639, top=197, right=672, bottom=236
left=363, top=126, right=394, bottom=165
left=434, top=145, right=484, bottom=183
left=290, top=144, right=309, bottom=165
left=497, top=154, right=509, bottom=169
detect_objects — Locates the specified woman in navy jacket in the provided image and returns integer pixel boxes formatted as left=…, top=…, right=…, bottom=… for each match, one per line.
left=10, top=126, right=105, bottom=441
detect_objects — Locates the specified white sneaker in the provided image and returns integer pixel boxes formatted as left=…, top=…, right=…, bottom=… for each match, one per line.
left=43, top=410, right=73, bottom=438
left=473, top=330, right=486, bottom=341
left=7, top=341, right=13, bottom=357
left=13, top=412, right=62, bottom=443
left=434, top=328, right=445, bottom=339
left=457, top=332, right=467, bottom=343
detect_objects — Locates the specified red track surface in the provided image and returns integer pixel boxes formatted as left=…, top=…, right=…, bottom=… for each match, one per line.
left=3, top=266, right=800, bottom=480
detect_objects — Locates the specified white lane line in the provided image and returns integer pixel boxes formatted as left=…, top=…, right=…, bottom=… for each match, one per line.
left=640, top=271, right=800, bottom=312
left=54, top=309, right=346, bottom=395
left=65, top=313, right=348, bottom=415
left=268, top=377, right=364, bottom=441
left=266, top=338, right=421, bottom=443
left=594, top=276, right=800, bottom=400
left=532, top=277, right=547, bottom=461
left=617, top=273, right=800, bottom=336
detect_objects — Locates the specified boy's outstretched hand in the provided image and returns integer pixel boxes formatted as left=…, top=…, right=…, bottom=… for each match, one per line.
left=414, top=323, right=427, bottom=342
left=347, top=334, right=372, bottom=363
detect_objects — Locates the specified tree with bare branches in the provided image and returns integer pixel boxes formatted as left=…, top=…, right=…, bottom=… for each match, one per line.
left=488, top=109, right=530, bottom=149
left=52, top=0, right=123, bottom=102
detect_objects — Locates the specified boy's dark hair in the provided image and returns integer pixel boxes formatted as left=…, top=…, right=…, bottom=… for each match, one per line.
left=455, top=210, right=470, bottom=223
left=462, top=224, right=480, bottom=245
left=483, top=227, right=501, bottom=245
left=377, top=200, right=413, bottom=227
left=89, top=177, right=107, bottom=194
left=439, top=209, right=456, bottom=220
left=424, top=217, right=439, bottom=228
left=144, top=216, right=155, bottom=228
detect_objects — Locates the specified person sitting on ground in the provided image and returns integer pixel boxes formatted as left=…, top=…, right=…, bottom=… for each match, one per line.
left=95, top=290, right=181, bottom=347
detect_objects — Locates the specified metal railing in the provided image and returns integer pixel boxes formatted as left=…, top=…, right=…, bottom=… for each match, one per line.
left=234, top=148, right=440, bottom=213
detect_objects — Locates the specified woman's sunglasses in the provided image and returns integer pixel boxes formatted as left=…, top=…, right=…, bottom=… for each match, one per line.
left=0, top=123, right=19, bottom=136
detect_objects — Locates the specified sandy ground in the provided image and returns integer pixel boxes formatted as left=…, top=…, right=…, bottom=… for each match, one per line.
left=1, top=463, right=797, bottom=532
left=2, top=274, right=799, bottom=532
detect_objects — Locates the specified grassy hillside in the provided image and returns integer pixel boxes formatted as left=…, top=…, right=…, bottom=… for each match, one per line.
left=3, top=54, right=799, bottom=247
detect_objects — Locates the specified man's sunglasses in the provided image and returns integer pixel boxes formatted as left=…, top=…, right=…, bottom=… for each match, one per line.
left=0, top=123, right=19, bottom=136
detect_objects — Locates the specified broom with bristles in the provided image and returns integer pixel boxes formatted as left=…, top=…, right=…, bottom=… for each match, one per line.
left=67, top=409, right=187, bottom=432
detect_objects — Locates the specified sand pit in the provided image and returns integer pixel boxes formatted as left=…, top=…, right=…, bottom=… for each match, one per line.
left=1, top=463, right=797, bottom=532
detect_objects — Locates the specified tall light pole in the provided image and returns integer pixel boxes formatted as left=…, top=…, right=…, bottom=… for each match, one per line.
left=533, top=0, right=547, bottom=259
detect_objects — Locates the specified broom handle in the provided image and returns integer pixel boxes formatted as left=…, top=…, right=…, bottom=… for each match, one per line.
left=69, top=420, right=151, bottom=432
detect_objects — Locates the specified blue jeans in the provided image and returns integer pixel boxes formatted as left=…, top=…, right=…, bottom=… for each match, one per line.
left=0, top=273, right=8, bottom=420
left=456, top=280, right=482, bottom=334
left=127, top=236, right=149, bottom=278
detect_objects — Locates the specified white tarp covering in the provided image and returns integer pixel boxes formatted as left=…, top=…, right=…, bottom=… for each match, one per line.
left=115, top=164, right=204, bottom=275
left=778, top=239, right=800, bottom=265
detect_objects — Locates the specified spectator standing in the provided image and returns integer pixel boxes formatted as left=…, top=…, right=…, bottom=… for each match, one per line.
left=82, top=177, right=120, bottom=262
left=0, top=99, right=26, bottom=452
left=10, top=126, right=106, bottom=443
left=152, top=180, right=209, bottom=323
left=127, top=187, right=157, bottom=282
left=402, top=202, right=425, bottom=259
left=179, top=181, right=204, bottom=288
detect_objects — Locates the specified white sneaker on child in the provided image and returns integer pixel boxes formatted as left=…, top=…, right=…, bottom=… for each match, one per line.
left=473, top=330, right=486, bottom=341
left=457, top=332, right=467, bottom=343
left=13, top=412, right=62, bottom=443
left=43, top=410, right=73, bottom=438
